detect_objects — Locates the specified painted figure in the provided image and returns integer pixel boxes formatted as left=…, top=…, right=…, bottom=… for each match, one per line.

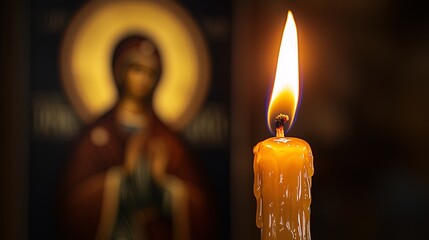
left=57, top=36, right=213, bottom=240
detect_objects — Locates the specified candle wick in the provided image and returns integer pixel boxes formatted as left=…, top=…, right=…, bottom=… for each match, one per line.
left=275, top=114, right=289, bottom=137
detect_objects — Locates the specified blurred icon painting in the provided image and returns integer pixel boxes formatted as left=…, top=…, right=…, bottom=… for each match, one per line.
left=57, top=1, right=214, bottom=239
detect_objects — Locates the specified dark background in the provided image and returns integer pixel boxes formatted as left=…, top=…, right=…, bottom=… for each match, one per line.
left=2, top=0, right=429, bottom=239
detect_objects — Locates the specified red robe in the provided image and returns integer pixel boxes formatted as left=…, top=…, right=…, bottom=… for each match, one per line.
left=57, top=107, right=214, bottom=240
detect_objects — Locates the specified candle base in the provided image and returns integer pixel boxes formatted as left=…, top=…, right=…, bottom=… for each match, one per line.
left=254, top=137, right=314, bottom=240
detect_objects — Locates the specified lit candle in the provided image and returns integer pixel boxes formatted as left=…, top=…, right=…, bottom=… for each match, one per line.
left=253, top=11, right=314, bottom=240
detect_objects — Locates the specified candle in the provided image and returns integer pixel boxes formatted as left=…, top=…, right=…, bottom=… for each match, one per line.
left=253, top=11, right=314, bottom=240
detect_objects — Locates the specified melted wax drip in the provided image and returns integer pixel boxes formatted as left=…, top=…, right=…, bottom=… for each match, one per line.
left=253, top=137, right=314, bottom=240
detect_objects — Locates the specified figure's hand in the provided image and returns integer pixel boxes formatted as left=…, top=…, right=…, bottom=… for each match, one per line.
left=120, top=134, right=170, bottom=210
left=124, top=131, right=149, bottom=174
left=148, top=137, right=169, bottom=185
left=125, top=133, right=169, bottom=181
left=121, top=133, right=162, bottom=210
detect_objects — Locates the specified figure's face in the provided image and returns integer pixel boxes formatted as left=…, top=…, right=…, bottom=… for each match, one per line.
left=123, top=59, right=159, bottom=101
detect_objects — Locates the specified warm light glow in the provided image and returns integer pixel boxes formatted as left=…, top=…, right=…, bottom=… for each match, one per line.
left=60, top=0, right=210, bottom=131
left=267, top=11, right=300, bottom=134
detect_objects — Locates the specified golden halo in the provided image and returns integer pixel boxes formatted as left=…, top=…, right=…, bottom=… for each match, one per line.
left=60, top=0, right=211, bottom=131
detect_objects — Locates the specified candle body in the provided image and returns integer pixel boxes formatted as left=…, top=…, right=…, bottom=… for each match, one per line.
left=253, top=137, right=314, bottom=240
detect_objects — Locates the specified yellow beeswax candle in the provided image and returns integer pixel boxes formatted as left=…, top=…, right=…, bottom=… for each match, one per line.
left=253, top=124, right=313, bottom=240
left=254, top=11, right=314, bottom=240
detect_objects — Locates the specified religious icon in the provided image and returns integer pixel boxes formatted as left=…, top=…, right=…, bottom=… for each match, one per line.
left=56, top=1, right=214, bottom=239
left=57, top=35, right=214, bottom=240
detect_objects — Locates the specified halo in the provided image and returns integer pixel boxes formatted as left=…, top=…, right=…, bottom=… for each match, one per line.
left=60, top=0, right=211, bottom=131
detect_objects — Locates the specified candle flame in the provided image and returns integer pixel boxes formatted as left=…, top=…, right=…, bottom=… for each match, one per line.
left=267, top=11, right=300, bottom=134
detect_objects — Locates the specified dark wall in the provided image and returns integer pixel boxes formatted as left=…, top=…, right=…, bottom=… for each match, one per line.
left=1, top=0, right=29, bottom=239
left=231, top=0, right=429, bottom=239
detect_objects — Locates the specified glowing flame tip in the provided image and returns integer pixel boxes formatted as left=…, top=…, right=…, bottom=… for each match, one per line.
left=267, top=11, right=300, bottom=135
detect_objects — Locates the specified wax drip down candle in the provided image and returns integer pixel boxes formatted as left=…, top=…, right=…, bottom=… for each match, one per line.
left=253, top=11, right=314, bottom=240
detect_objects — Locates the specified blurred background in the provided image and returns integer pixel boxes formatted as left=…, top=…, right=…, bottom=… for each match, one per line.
left=1, top=0, right=429, bottom=239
